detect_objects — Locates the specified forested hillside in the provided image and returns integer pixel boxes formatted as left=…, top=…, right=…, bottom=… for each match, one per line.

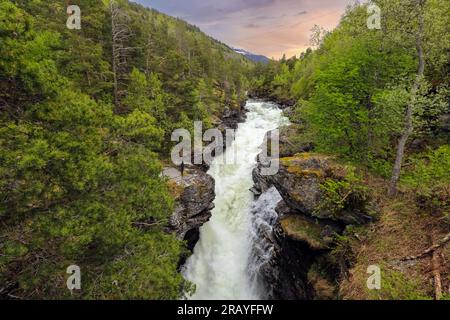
left=252, top=0, right=449, bottom=193
left=1, top=0, right=449, bottom=301
left=0, top=0, right=251, bottom=299
left=251, top=0, right=449, bottom=299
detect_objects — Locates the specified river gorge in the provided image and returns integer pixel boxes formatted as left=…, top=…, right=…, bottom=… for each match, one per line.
left=169, top=100, right=376, bottom=300
left=182, top=101, right=288, bottom=299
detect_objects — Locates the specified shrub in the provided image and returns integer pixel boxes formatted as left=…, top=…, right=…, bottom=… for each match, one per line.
left=315, top=168, right=371, bottom=219
left=402, top=145, right=450, bottom=217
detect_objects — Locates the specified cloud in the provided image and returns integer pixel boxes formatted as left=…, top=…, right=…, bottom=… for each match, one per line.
left=245, top=23, right=259, bottom=29
left=214, top=0, right=276, bottom=15
left=134, top=0, right=353, bottom=58
left=176, top=0, right=278, bottom=23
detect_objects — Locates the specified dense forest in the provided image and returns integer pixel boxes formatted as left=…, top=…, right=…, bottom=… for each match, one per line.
left=0, top=0, right=251, bottom=299
left=251, top=0, right=449, bottom=299
left=0, top=0, right=449, bottom=300
left=253, top=0, right=449, bottom=197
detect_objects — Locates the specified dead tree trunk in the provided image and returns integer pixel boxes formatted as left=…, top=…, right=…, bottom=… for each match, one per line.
left=109, top=0, right=133, bottom=113
left=110, top=0, right=119, bottom=109
left=401, top=232, right=450, bottom=261
left=430, top=232, right=443, bottom=300
left=388, top=0, right=426, bottom=196
left=431, top=248, right=443, bottom=300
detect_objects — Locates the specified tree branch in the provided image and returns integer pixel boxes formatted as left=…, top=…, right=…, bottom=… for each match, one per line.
left=401, top=232, right=450, bottom=261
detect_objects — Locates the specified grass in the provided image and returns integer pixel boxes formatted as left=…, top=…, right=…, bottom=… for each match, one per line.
left=280, top=214, right=333, bottom=250
left=339, top=175, right=449, bottom=300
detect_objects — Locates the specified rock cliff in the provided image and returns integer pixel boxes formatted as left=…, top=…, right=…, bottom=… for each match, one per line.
left=252, top=128, right=377, bottom=299
left=164, top=166, right=215, bottom=251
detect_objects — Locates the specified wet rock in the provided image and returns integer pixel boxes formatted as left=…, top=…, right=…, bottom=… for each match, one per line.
left=163, top=166, right=215, bottom=251
left=253, top=153, right=375, bottom=225
left=259, top=199, right=341, bottom=300
left=219, top=105, right=247, bottom=131
left=249, top=187, right=262, bottom=197
left=275, top=200, right=291, bottom=217
left=269, top=222, right=315, bottom=300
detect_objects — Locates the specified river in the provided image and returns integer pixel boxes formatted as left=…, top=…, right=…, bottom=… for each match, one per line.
left=182, top=100, right=288, bottom=300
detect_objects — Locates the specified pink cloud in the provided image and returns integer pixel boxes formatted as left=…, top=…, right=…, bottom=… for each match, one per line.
left=135, top=0, right=353, bottom=58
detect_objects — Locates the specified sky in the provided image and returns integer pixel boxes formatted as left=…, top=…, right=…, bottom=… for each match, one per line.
left=134, top=0, right=355, bottom=59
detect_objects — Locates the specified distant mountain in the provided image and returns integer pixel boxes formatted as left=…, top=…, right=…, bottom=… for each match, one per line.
left=233, top=48, right=270, bottom=64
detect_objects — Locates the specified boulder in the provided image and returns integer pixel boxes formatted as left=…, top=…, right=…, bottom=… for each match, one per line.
left=250, top=130, right=378, bottom=300
left=253, top=153, right=375, bottom=225
left=279, top=215, right=335, bottom=251
left=163, top=166, right=215, bottom=250
left=219, top=105, right=247, bottom=131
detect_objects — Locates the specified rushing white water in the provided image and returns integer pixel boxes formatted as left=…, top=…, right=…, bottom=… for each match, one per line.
left=183, top=101, right=288, bottom=300
left=248, top=186, right=283, bottom=298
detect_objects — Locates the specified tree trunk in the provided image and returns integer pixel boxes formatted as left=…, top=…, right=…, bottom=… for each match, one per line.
left=388, top=0, right=426, bottom=196
left=110, top=1, right=119, bottom=110
left=430, top=232, right=443, bottom=300
left=109, top=0, right=133, bottom=113
left=112, top=40, right=119, bottom=110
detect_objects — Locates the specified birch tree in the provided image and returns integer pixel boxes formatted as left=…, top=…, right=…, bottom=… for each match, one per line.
left=388, top=0, right=427, bottom=195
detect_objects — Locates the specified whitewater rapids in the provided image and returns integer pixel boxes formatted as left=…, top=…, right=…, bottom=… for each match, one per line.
left=183, top=101, right=288, bottom=300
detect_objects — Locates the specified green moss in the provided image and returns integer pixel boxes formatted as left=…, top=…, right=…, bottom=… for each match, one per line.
left=281, top=152, right=324, bottom=164
left=280, top=215, right=333, bottom=250
left=281, top=153, right=327, bottom=177
left=286, top=166, right=325, bottom=178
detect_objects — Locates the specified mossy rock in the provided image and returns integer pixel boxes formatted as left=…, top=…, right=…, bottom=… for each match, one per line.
left=255, top=152, right=375, bottom=224
left=280, top=152, right=327, bottom=163
left=280, top=153, right=333, bottom=178
left=167, top=179, right=185, bottom=199
left=280, top=214, right=334, bottom=250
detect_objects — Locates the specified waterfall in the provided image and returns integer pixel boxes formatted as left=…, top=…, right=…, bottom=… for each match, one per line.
left=248, top=187, right=283, bottom=299
left=182, top=101, right=288, bottom=300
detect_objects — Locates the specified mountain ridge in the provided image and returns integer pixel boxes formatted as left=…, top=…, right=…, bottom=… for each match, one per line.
left=233, top=47, right=271, bottom=63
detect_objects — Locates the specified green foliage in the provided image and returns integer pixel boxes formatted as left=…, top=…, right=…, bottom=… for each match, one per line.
left=299, top=23, right=415, bottom=162
left=402, top=145, right=450, bottom=217
left=315, top=169, right=370, bottom=219
left=329, top=232, right=356, bottom=275
left=0, top=0, right=253, bottom=299
left=252, top=0, right=450, bottom=186
left=368, top=267, right=432, bottom=300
